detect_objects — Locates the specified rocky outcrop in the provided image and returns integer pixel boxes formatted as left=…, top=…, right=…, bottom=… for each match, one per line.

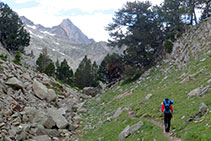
left=0, top=58, right=88, bottom=140
left=171, top=18, right=211, bottom=69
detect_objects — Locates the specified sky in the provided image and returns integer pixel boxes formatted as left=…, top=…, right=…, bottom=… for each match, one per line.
left=1, top=0, right=164, bottom=42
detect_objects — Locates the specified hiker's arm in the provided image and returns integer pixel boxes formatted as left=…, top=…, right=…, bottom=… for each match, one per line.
left=161, top=103, right=164, bottom=112
left=170, top=105, right=173, bottom=112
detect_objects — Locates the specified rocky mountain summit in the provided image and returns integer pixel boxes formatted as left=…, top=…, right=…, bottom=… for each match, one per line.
left=20, top=16, right=124, bottom=71
left=0, top=46, right=90, bottom=140
left=51, top=19, right=94, bottom=44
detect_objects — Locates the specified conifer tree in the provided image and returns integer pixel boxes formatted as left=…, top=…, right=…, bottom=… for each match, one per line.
left=0, top=2, right=30, bottom=52
left=36, top=48, right=54, bottom=76
left=56, top=59, right=73, bottom=84
left=74, top=56, right=98, bottom=89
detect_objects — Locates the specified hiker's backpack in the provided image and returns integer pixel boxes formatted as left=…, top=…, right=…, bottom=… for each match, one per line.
left=164, top=99, right=171, bottom=113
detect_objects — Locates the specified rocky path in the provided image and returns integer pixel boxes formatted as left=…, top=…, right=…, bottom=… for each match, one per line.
left=146, top=118, right=181, bottom=141
left=125, top=109, right=181, bottom=141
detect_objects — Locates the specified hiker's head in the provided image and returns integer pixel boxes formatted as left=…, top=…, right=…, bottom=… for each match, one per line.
left=165, top=98, right=169, bottom=101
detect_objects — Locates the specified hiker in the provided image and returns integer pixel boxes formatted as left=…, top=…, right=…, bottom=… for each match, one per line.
left=161, top=98, right=174, bottom=132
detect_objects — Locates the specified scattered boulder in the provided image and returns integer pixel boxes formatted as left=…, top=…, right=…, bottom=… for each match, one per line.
left=207, top=79, right=211, bottom=83
left=21, top=73, right=31, bottom=81
left=199, top=85, right=211, bottom=97
left=0, top=58, right=86, bottom=140
left=113, top=107, right=124, bottom=118
left=47, top=89, right=57, bottom=102
left=119, top=121, right=143, bottom=141
left=82, top=87, right=101, bottom=97
left=48, top=108, right=69, bottom=129
left=32, top=79, right=48, bottom=100
left=187, top=88, right=200, bottom=99
left=41, top=115, right=56, bottom=129
left=119, top=125, right=130, bottom=141
left=32, top=135, right=50, bottom=141
left=5, top=77, right=23, bottom=89
left=145, top=94, right=152, bottom=100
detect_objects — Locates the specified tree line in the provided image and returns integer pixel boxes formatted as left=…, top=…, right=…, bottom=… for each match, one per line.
left=36, top=48, right=98, bottom=89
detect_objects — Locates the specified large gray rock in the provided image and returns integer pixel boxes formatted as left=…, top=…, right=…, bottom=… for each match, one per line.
left=119, top=125, right=130, bottom=141
left=32, top=79, right=48, bottom=100
left=41, top=115, right=56, bottom=129
left=32, top=135, right=50, bottom=141
left=82, top=87, right=101, bottom=97
left=119, top=121, right=143, bottom=141
left=47, top=108, right=68, bottom=129
left=47, top=89, right=57, bottom=102
left=128, top=121, right=144, bottom=134
left=199, top=85, right=211, bottom=97
left=21, top=73, right=31, bottom=81
left=5, top=77, right=23, bottom=89
left=187, top=88, right=200, bottom=99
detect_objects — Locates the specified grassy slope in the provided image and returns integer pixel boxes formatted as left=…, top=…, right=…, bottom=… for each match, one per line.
left=78, top=26, right=211, bottom=141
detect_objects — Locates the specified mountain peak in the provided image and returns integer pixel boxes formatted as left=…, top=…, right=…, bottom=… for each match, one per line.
left=61, top=18, right=73, bottom=25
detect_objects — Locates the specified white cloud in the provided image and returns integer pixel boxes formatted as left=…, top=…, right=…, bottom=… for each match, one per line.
left=15, top=0, right=34, bottom=3
left=69, top=13, right=113, bottom=41
left=14, top=0, right=164, bottom=41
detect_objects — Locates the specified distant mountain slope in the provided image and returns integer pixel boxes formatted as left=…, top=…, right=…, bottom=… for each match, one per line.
left=20, top=16, right=124, bottom=71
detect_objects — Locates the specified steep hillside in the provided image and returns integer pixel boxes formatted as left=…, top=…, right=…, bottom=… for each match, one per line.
left=78, top=19, right=211, bottom=140
left=0, top=43, right=90, bottom=140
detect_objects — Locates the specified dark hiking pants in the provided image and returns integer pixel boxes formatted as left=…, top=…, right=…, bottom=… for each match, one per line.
left=164, top=113, right=172, bottom=132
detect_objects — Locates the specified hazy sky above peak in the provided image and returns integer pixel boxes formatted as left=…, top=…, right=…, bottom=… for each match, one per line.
left=2, top=0, right=164, bottom=41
